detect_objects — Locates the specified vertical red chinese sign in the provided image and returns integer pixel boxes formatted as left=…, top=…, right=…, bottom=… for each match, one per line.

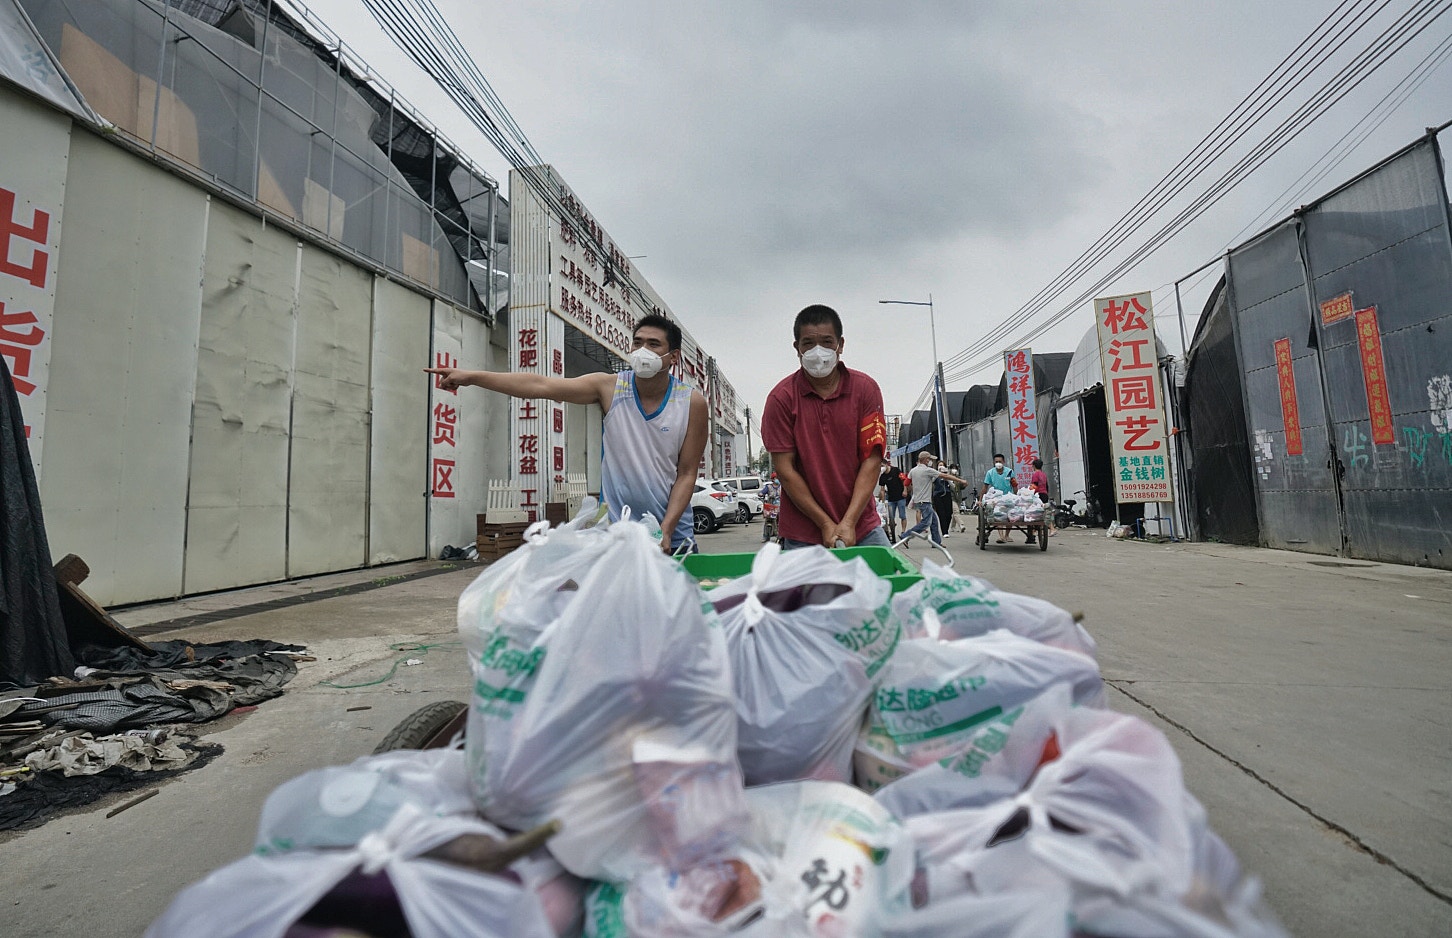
left=1354, top=306, right=1394, bottom=445
left=429, top=341, right=460, bottom=500
left=1272, top=338, right=1303, bottom=455
left=1094, top=291, right=1173, bottom=503
left=0, top=108, right=68, bottom=481
left=1002, top=348, right=1038, bottom=484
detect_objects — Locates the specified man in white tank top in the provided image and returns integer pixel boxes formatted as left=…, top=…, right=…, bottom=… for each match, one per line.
left=426, top=314, right=708, bottom=552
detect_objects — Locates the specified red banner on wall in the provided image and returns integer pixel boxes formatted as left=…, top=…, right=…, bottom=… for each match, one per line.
left=1354, top=306, right=1394, bottom=444
left=1273, top=338, right=1303, bottom=456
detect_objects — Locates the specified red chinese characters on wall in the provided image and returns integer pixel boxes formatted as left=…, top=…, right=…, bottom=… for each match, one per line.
left=430, top=350, right=460, bottom=498
left=1, top=186, right=54, bottom=438
left=0, top=188, right=50, bottom=289
left=1, top=302, right=45, bottom=399
left=1273, top=338, right=1303, bottom=456
left=1354, top=307, right=1394, bottom=445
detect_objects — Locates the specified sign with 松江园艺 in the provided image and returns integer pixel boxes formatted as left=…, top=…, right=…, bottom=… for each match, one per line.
left=1094, top=291, right=1173, bottom=503
left=1002, top=348, right=1038, bottom=484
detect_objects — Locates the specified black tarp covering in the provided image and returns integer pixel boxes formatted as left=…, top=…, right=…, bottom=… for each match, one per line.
left=960, top=385, right=997, bottom=424
left=1184, top=277, right=1260, bottom=545
left=0, top=358, right=73, bottom=685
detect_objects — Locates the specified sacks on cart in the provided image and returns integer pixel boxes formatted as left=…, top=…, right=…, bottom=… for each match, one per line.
left=706, top=544, right=897, bottom=786
left=146, top=749, right=582, bottom=938
left=891, top=561, right=1096, bottom=658
left=584, top=780, right=915, bottom=937
left=458, top=519, right=748, bottom=881
left=853, top=632, right=1104, bottom=793
left=880, top=704, right=1287, bottom=937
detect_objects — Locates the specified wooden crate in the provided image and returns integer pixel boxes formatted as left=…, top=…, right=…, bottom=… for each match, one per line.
left=476, top=531, right=525, bottom=561
left=544, top=501, right=569, bottom=525
left=477, top=514, right=530, bottom=537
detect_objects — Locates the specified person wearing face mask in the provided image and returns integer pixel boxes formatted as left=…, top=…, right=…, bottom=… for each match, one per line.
left=760, top=304, right=889, bottom=549
left=425, top=313, right=707, bottom=553
left=981, top=452, right=1017, bottom=544
left=897, top=451, right=970, bottom=550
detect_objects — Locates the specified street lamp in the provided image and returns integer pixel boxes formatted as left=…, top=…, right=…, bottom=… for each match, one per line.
left=879, top=295, right=951, bottom=464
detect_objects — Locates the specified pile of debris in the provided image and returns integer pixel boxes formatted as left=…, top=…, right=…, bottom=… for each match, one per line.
left=146, top=518, right=1286, bottom=937
left=0, top=556, right=307, bottom=832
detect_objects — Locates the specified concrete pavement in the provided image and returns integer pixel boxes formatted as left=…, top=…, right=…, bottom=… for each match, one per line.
left=1, top=515, right=1449, bottom=935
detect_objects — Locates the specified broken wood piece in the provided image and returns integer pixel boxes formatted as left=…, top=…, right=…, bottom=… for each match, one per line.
left=421, top=819, right=562, bottom=873
left=53, top=553, right=151, bottom=653
left=106, top=789, right=159, bottom=818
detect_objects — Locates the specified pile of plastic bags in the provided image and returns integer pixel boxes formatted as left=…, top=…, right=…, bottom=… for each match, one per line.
left=147, top=517, right=1285, bottom=938
left=982, top=488, right=1044, bottom=524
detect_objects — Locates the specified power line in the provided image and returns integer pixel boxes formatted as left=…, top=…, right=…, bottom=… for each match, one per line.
left=937, top=0, right=1452, bottom=388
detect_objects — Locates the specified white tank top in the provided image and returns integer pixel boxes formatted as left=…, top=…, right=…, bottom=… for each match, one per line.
left=601, top=372, right=696, bottom=547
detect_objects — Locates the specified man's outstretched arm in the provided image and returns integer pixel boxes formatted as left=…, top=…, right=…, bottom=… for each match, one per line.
left=425, top=367, right=614, bottom=409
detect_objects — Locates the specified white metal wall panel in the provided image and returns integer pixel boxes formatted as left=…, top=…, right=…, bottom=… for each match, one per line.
left=184, top=201, right=297, bottom=593
left=287, top=244, right=371, bottom=577
left=369, top=278, right=429, bottom=563
left=40, top=132, right=204, bottom=605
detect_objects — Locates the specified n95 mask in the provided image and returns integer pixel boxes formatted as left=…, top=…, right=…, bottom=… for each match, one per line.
left=629, top=347, right=664, bottom=378
left=800, top=346, right=838, bottom=378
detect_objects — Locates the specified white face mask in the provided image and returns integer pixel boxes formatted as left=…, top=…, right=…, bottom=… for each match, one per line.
left=629, top=347, right=665, bottom=379
left=994, top=462, right=1005, bottom=470
left=800, top=345, right=838, bottom=378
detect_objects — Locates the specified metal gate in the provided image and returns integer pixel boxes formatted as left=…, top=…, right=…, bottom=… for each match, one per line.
left=1226, top=135, right=1452, bottom=567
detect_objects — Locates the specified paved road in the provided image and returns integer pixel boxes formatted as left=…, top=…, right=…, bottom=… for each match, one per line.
left=3, top=514, right=1449, bottom=936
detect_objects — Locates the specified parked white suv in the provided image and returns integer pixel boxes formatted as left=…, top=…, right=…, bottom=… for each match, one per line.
left=690, top=481, right=737, bottom=534
left=704, top=478, right=760, bottom=523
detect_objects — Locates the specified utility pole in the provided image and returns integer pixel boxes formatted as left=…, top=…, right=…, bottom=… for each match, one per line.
left=879, top=295, right=949, bottom=461
left=744, top=405, right=754, bottom=468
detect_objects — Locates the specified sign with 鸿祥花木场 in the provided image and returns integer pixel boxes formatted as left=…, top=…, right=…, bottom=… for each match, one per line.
left=1094, top=291, right=1173, bottom=503
left=1002, top=348, right=1038, bottom=484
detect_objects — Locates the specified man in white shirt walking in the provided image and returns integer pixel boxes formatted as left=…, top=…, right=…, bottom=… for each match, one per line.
left=896, top=451, right=969, bottom=550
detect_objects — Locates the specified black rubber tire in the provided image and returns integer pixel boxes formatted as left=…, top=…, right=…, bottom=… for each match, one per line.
left=693, top=508, right=713, bottom=534
left=736, top=504, right=751, bottom=524
left=1039, top=528, right=1048, bottom=551
left=372, top=700, right=467, bottom=754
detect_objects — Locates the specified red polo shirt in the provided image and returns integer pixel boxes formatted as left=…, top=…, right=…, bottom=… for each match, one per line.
left=761, top=364, right=887, bottom=545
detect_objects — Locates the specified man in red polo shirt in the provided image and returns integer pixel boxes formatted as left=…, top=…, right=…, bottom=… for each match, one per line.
left=761, top=304, right=889, bottom=549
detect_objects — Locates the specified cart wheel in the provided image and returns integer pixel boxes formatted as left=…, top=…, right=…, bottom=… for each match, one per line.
left=1039, top=528, right=1048, bottom=551
left=372, top=700, right=467, bottom=753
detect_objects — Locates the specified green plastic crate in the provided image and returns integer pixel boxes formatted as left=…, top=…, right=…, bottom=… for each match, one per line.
left=681, top=545, right=922, bottom=594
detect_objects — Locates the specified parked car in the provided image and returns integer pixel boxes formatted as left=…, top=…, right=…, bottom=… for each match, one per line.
left=705, top=478, right=760, bottom=523
left=716, top=475, right=765, bottom=498
left=690, top=481, right=737, bottom=534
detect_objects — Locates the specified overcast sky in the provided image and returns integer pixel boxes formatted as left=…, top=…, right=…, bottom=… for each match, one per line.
left=305, top=0, right=1452, bottom=426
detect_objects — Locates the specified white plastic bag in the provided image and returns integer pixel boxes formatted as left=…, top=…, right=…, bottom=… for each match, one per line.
left=871, top=684, right=1072, bottom=818
left=853, top=632, right=1104, bottom=793
left=460, top=519, right=748, bottom=881
left=902, top=704, right=1195, bottom=909
left=892, top=705, right=1287, bottom=936
left=706, top=544, right=896, bottom=785
left=891, top=561, right=1095, bottom=658
left=586, top=781, right=915, bottom=938
left=254, top=748, right=475, bottom=855
left=147, top=805, right=561, bottom=938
